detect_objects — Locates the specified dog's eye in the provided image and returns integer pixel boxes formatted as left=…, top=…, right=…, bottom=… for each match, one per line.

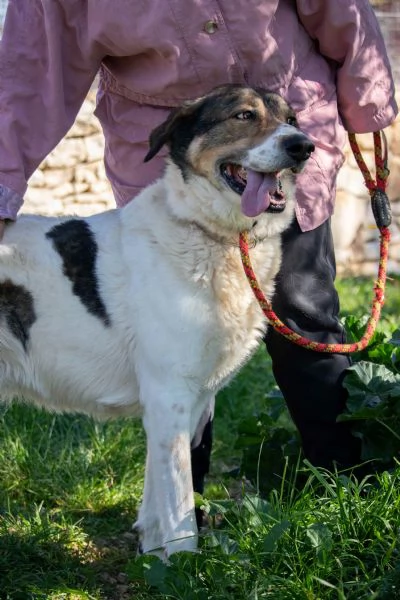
left=234, top=111, right=255, bottom=121
left=287, top=116, right=298, bottom=126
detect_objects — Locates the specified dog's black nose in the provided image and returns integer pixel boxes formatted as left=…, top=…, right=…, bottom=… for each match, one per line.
left=283, top=135, right=315, bottom=162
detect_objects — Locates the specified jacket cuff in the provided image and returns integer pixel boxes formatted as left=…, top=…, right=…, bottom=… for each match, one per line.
left=0, top=184, right=24, bottom=220
left=344, top=98, right=399, bottom=135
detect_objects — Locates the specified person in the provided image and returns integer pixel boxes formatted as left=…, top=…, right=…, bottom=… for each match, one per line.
left=0, top=1, right=397, bottom=497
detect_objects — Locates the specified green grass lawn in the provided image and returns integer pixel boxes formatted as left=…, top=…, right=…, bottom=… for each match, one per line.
left=0, top=275, right=399, bottom=599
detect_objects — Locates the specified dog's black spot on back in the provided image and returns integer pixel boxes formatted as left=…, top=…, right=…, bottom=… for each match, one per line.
left=46, top=220, right=111, bottom=326
left=0, top=280, right=36, bottom=350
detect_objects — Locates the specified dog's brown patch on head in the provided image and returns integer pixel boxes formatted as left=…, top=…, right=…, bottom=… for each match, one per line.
left=186, top=87, right=292, bottom=181
left=0, top=280, right=36, bottom=350
left=259, top=90, right=297, bottom=125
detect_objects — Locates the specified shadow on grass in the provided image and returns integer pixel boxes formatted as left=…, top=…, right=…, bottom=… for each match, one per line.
left=0, top=530, right=96, bottom=599
left=0, top=501, right=140, bottom=600
left=0, top=403, right=146, bottom=598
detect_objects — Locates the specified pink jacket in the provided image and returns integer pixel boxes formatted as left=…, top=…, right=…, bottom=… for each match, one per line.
left=0, top=0, right=397, bottom=230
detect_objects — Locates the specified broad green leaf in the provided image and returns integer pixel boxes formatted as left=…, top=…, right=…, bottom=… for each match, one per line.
left=263, top=519, right=291, bottom=552
left=142, top=557, right=169, bottom=593
left=343, top=362, right=400, bottom=415
left=389, top=328, right=400, bottom=346
left=392, top=347, right=400, bottom=373
left=242, top=495, right=279, bottom=526
left=306, top=523, right=333, bottom=554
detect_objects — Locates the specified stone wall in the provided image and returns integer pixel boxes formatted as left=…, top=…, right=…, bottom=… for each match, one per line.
left=25, top=93, right=114, bottom=218
left=332, top=113, right=400, bottom=275
left=23, top=93, right=400, bottom=275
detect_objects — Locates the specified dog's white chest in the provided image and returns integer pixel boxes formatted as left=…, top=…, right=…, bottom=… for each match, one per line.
left=129, top=233, right=275, bottom=394
left=204, top=244, right=275, bottom=389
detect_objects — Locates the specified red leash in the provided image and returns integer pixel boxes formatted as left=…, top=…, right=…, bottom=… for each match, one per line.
left=239, top=132, right=391, bottom=354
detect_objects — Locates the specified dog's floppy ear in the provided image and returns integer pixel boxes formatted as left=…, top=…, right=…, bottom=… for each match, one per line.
left=143, top=110, right=182, bottom=163
left=144, top=97, right=205, bottom=163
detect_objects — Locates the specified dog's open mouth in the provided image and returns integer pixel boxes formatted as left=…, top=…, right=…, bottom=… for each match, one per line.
left=221, top=164, right=287, bottom=217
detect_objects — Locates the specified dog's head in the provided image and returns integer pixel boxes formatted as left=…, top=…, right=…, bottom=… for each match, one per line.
left=145, top=84, right=314, bottom=229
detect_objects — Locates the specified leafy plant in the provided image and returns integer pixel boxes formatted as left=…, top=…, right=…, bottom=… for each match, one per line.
left=236, top=317, right=400, bottom=492
left=338, top=321, right=400, bottom=465
left=235, top=391, right=303, bottom=496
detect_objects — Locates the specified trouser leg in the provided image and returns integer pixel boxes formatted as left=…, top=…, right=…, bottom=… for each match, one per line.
left=265, top=218, right=361, bottom=470
left=191, top=402, right=214, bottom=527
left=191, top=403, right=214, bottom=495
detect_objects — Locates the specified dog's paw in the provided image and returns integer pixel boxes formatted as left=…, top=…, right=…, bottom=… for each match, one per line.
left=164, top=532, right=198, bottom=556
left=134, top=518, right=170, bottom=560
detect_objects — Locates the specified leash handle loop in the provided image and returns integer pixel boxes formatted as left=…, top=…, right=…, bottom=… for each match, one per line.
left=349, top=131, right=392, bottom=227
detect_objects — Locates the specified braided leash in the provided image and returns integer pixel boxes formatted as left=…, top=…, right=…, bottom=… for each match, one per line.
left=239, top=132, right=391, bottom=354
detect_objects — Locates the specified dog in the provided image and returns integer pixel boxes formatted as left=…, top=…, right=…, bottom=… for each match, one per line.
left=0, top=84, right=314, bottom=558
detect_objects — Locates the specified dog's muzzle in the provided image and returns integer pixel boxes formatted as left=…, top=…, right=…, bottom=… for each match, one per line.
left=221, top=133, right=315, bottom=218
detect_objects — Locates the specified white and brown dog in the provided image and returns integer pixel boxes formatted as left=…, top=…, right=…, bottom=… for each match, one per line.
left=0, top=85, right=314, bottom=557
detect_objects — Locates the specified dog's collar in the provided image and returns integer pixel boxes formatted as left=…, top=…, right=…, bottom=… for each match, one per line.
left=178, top=217, right=266, bottom=248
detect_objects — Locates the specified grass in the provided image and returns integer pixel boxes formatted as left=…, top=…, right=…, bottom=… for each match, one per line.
left=0, top=411, right=145, bottom=599
left=336, top=275, right=400, bottom=329
left=0, top=275, right=399, bottom=599
left=131, top=467, right=400, bottom=599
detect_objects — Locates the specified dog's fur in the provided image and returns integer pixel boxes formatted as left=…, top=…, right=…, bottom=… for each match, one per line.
left=0, top=85, right=313, bottom=557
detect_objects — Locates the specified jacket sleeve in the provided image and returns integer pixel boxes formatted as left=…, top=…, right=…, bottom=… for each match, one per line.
left=296, top=0, right=398, bottom=133
left=0, top=0, right=104, bottom=219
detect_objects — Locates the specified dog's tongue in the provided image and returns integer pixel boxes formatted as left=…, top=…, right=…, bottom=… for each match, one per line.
left=241, top=170, right=277, bottom=217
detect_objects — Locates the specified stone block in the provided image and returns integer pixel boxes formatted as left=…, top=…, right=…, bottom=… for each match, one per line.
left=29, top=169, right=46, bottom=188
left=332, top=191, right=367, bottom=250
left=85, top=134, right=105, bottom=162
left=74, top=163, right=99, bottom=185
left=42, top=138, right=88, bottom=168
left=53, top=182, right=75, bottom=199
left=40, top=167, right=74, bottom=189
left=23, top=187, right=64, bottom=215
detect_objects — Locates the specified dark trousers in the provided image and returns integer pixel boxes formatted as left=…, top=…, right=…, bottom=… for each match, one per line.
left=191, top=218, right=362, bottom=497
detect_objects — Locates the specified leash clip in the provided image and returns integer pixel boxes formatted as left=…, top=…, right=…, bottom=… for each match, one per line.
left=371, top=188, right=392, bottom=228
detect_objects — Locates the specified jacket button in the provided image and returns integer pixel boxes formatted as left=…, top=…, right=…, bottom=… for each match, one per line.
left=203, top=20, right=218, bottom=34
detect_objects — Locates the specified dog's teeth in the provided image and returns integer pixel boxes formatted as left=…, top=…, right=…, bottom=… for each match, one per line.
left=237, top=167, right=247, bottom=182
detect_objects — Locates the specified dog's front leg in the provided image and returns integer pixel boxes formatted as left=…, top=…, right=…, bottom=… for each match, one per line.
left=139, top=389, right=198, bottom=557
left=135, top=451, right=162, bottom=556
